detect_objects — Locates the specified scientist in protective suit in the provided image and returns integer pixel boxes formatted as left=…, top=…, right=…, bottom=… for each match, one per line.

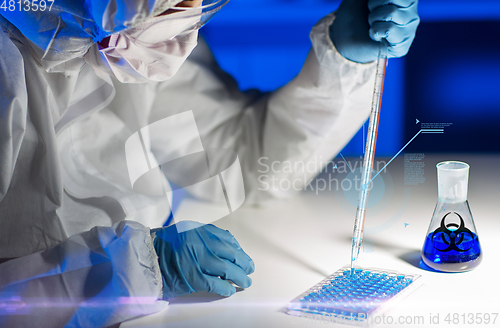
left=0, top=0, right=419, bottom=326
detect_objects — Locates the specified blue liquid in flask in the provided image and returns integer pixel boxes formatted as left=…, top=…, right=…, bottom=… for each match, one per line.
left=422, top=231, right=482, bottom=272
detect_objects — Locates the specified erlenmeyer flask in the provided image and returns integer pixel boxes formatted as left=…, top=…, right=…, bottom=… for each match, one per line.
left=421, top=161, right=482, bottom=272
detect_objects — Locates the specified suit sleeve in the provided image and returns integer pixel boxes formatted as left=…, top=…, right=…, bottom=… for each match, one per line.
left=0, top=221, right=167, bottom=328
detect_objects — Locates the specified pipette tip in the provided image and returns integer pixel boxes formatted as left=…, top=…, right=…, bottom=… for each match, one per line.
left=350, top=253, right=357, bottom=275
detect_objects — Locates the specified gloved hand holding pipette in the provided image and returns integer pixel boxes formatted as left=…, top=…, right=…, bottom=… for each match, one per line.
left=330, top=0, right=420, bottom=63
left=329, top=0, right=420, bottom=272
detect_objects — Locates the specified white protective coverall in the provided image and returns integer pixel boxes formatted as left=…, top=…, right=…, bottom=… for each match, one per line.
left=0, top=0, right=376, bottom=326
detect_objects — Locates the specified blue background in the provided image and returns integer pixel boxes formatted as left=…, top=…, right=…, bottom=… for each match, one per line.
left=201, top=0, right=500, bottom=156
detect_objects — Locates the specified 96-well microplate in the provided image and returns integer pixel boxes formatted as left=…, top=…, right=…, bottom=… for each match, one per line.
left=285, top=266, right=422, bottom=326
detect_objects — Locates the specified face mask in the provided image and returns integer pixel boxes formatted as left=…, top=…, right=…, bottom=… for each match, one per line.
left=85, top=11, right=201, bottom=83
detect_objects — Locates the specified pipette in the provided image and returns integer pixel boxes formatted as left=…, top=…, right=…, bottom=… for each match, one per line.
left=350, top=41, right=388, bottom=274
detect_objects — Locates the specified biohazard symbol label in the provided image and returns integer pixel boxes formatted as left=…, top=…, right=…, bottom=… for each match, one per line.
left=431, top=212, right=474, bottom=253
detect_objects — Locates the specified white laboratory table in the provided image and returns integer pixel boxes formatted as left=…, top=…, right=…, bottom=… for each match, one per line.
left=122, top=154, right=500, bottom=328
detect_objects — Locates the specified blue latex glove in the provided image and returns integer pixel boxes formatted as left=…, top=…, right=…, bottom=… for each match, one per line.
left=330, top=0, right=420, bottom=63
left=152, top=221, right=255, bottom=298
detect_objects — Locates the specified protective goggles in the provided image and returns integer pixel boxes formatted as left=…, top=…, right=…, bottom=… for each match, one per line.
left=131, top=0, right=230, bottom=44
